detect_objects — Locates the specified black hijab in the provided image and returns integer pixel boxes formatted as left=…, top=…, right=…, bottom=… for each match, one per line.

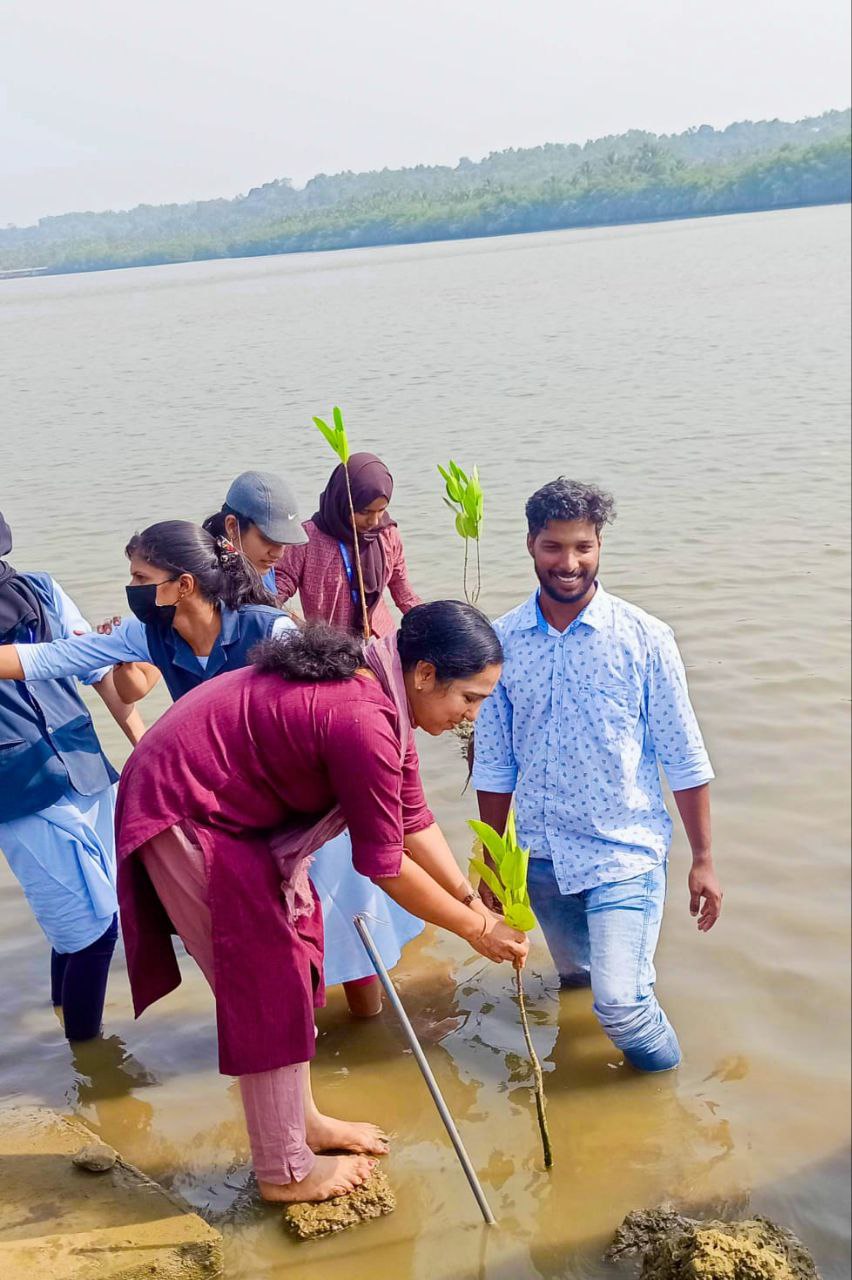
left=0, top=513, right=52, bottom=642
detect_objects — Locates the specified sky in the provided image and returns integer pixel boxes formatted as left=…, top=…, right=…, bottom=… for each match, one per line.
left=1, top=0, right=850, bottom=227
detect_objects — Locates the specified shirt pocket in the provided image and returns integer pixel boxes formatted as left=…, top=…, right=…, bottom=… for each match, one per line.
left=571, top=677, right=641, bottom=742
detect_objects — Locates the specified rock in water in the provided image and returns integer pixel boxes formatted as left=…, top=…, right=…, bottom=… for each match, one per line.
left=283, top=1170, right=395, bottom=1240
left=607, top=1210, right=820, bottom=1280
left=607, top=1209, right=697, bottom=1262
left=71, top=1141, right=117, bottom=1173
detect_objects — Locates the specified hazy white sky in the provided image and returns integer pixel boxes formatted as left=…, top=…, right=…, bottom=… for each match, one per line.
left=1, top=0, right=849, bottom=226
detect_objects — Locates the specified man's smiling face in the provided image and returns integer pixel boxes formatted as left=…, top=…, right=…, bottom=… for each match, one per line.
left=527, top=518, right=601, bottom=604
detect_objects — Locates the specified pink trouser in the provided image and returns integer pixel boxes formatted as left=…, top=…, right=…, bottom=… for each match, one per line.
left=140, top=826, right=315, bottom=1185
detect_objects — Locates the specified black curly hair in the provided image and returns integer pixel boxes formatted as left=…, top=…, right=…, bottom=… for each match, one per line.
left=525, top=478, right=616, bottom=538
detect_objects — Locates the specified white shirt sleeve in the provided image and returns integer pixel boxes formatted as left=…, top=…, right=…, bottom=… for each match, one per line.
left=17, top=599, right=152, bottom=686
left=271, top=614, right=297, bottom=639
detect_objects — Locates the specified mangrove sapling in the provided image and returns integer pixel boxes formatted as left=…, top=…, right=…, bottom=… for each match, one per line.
left=437, top=461, right=483, bottom=607
left=468, top=811, right=553, bottom=1170
left=312, top=406, right=371, bottom=641
left=438, top=460, right=485, bottom=764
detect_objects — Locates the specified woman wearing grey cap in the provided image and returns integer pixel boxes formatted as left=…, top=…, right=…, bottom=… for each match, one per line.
left=206, top=472, right=425, bottom=1020
left=203, top=470, right=307, bottom=597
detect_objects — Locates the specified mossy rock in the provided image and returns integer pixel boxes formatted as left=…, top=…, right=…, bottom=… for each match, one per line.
left=283, top=1170, right=395, bottom=1241
left=607, top=1210, right=819, bottom=1280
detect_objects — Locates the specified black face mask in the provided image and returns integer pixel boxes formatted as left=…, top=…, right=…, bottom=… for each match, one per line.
left=125, top=583, right=177, bottom=628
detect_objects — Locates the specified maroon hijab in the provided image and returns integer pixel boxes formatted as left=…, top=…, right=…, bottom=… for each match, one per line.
left=312, top=453, right=396, bottom=611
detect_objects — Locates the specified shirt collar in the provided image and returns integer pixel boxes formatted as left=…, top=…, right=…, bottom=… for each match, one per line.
left=518, top=583, right=610, bottom=635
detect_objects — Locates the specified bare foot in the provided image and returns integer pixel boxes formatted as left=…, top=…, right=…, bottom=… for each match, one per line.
left=306, top=1112, right=390, bottom=1156
left=259, top=1153, right=376, bottom=1203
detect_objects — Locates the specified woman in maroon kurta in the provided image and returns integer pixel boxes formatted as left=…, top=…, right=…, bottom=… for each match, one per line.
left=115, top=602, right=527, bottom=1204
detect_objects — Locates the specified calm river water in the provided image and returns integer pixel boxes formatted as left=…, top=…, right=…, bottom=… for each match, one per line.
left=1, top=205, right=850, bottom=1278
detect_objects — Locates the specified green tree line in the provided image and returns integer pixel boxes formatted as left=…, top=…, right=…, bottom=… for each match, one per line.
left=1, top=112, right=849, bottom=277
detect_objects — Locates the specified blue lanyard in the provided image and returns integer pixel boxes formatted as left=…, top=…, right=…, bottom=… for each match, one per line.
left=338, top=541, right=360, bottom=606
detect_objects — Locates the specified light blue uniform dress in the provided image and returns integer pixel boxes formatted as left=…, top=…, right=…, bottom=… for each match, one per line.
left=0, top=580, right=117, bottom=954
left=262, top=568, right=424, bottom=984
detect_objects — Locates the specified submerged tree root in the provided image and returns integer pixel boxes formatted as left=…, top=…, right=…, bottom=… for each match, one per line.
left=282, top=1170, right=396, bottom=1240
left=606, top=1209, right=820, bottom=1279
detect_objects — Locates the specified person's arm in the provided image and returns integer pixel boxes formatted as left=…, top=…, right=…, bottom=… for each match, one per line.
left=4, top=617, right=151, bottom=684
left=112, top=662, right=161, bottom=703
left=385, top=529, right=422, bottom=614
left=92, top=669, right=147, bottom=745
left=403, top=821, right=475, bottom=898
left=471, top=677, right=518, bottom=910
left=0, top=646, right=24, bottom=679
left=273, top=543, right=307, bottom=605
left=322, top=696, right=528, bottom=966
left=645, top=627, right=721, bottom=931
left=673, top=783, right=721, bottom=931
left=374, top=854, right=526, bottom=965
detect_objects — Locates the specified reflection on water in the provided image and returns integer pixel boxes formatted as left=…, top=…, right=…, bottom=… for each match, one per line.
left=0, top=204, right=849, bottom=1277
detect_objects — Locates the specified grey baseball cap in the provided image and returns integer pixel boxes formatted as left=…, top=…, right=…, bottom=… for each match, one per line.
left=225, top=471, right=308, bottom=544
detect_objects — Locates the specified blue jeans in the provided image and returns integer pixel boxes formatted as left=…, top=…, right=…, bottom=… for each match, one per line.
left=527, top=858, right=681, bottom=1072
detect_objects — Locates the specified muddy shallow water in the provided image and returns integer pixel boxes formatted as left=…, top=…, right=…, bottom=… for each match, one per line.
left=1, top=204, right=850, bottom=1278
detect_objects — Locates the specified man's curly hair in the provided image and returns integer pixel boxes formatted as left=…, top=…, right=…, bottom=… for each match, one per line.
left=525, top=478, right=616, bottom=537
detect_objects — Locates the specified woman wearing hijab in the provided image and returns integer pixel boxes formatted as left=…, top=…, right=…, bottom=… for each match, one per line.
left=0, top=512, right=142, bottom=1042
left=274, top=456, right=425, bottom=1013
left=115, top=604, right=528, bottom=1204
left=274, top=453, right=421, bottom=638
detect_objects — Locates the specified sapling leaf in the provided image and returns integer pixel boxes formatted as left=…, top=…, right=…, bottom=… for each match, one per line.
left=312, top=415, right=339, bottom=454
left=505, top=902, right=538, bottom=933
left=455, top=513, right=467, bottom=540
left=468, top=820, right=507, bottom=868
left=516, top=846, right=530, bottom=899
left=506, top=842, right=529, bottom=898
left=469, top=859, right=506, bottom=903
left=323, top=407, right=348, bottom=463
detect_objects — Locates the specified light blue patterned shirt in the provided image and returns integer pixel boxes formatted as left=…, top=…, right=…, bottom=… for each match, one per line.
left=472, top=584, right=714, bottom=894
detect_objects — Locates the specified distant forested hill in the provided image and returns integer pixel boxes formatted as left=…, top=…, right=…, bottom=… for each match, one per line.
left=2, top=110, right=849, bottom=276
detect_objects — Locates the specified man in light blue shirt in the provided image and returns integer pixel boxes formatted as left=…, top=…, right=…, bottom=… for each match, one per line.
left=473, top=478, right=722, bottom=1072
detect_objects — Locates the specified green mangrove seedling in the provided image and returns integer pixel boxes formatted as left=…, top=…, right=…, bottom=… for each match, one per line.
left=437, top=460, right=483, bottom=606
left=312, top=406, right=370, bottom=640
left=468, top=810, right=553, bottom=1169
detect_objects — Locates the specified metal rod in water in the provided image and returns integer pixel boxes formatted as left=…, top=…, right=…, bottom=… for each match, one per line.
left=353, top=913, right=497, bottom=1226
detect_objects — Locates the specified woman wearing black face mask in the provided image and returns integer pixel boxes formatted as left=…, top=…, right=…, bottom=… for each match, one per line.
left=0, top=521, right=295, bottom=701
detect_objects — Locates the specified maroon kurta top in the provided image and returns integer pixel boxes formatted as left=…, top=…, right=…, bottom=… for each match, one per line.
left=115, top=668, right=434, bottom=1075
